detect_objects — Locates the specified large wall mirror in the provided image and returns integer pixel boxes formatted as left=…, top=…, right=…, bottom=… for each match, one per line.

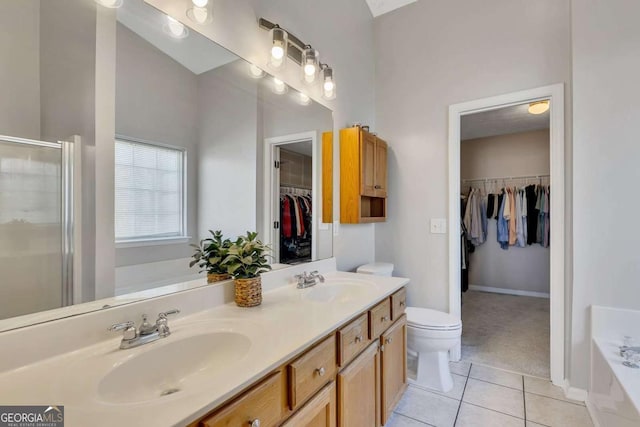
left=0, top=0, right=333, bottom=331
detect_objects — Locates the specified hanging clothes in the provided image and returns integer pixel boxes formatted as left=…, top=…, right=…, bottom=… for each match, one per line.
left=497, top=190, right=509, bottom=250
left=526, top=184, right=538, bottom=245
left=515, top=188, right=526, bottom=247
left=279, top=192, right=313, bottom=263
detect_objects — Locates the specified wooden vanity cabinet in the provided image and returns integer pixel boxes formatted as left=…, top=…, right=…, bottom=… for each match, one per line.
left=380, top=315, right=408, bottom=425
left=337, top=341, right=380, bottom=427
left=190, top=288, right=407, bottom=427
left=340, top=126, right=388, bottom=223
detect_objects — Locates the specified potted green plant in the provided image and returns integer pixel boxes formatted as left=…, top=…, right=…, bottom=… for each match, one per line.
left=221, top=231, right=272, bottom=307
left=189, top=230, right=232, bottom=283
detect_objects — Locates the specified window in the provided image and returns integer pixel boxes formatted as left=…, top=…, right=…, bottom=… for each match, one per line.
left=115, top=139, right=186, bottom=242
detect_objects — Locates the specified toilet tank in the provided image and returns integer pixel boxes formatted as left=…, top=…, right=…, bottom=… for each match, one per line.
left=356, top=262, right=394, bottom=277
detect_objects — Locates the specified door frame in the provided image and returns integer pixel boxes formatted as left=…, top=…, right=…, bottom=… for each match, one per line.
left=263, top=131, right=320, bottom=263
left=447, top=84, right=565, bottom=386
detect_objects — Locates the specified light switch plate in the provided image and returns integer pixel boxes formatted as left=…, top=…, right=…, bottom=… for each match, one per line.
left=333, top=221, right=340, bottom=236
left=430, top=218, right=447, bottom=234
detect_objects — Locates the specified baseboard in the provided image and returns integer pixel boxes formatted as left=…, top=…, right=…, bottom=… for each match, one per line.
left=562, top=379, right=588, bottom=402
left=468, top=284, right=550, bottom=299
left=585, top=399, right=601, bottom=427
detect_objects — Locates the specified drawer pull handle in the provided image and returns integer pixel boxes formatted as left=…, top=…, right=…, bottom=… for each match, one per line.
left=355, top=335, right=363, bottom=343
left=399, top=301, right=406, bottom=307
left=381, top=316, right=389, bottom=322
left=315, top=367, right=326, bottom=376
left=249, top=419, right=261, bottom=427
left=386, top=337, right=393, bottom=344
left=374, top=185, right=382, bottom=189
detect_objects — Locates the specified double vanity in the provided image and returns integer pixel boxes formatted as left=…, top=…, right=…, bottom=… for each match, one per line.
left=0, top=259, right=408, bottom=426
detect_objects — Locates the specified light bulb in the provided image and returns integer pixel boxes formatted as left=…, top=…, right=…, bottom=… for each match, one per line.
left=271, top=45, right=284, bottom=60
left=192, top=0, right=208, bottom=7
left=304, top=64, right=316, bottom=76
left=166, top=16, right=187, bottom=38
left=299, top=92, right=311, bottom=105
left=323, top=80, right=334, bottom=92
left=191, top=6, right=208, bottom=23
left=273, top=78, right=286, bottom=94
left=249, top=64, right=265, bottom=78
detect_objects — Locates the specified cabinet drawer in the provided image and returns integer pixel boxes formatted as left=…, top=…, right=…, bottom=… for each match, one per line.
left=369, top=298, right=392, bottom=339
left=201, top=371, right=284, bottom=427
left=390, top=288, right=407, bottom=321
left=282, top=381, right=336, bottom=427
left=337, top=313, right=370, bottom=367
left=288, top=335, right=337, bottom=410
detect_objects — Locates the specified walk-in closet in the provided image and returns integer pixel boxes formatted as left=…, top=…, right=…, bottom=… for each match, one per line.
left=459, top=103, right=551, bottom=378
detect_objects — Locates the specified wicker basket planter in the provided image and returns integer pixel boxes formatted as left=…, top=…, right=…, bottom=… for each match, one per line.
left=207, top=273, right=231, bottom=283
left=234, top=277, right=262, bottom=307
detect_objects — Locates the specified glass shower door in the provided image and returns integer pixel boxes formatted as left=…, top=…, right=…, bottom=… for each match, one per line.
left=0, top=135, right=73, bottom=320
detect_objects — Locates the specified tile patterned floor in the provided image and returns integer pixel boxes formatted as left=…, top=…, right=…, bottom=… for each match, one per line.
left=385, top=362, right=594, bottom=427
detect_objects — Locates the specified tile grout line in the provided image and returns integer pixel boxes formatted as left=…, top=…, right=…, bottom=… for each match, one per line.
left=393, top=412, right=436, bottom=426
left=462, top=401, right=526, bottom=421
left=467, top=376, right=524, bottom=392
left=523, top=376, right=527, bottom=423
left=453, top=363, right=472, bottom=425
left=524, top=390, right=586, bottom=407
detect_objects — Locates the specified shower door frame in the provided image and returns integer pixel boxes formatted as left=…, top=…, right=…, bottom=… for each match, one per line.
left=0, top=134, right=77, bottom=307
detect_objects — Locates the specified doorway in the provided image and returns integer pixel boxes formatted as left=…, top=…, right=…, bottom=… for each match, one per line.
left=263, top=131, right=320, bottom=265
left=448, top=84, right=565, bottom=386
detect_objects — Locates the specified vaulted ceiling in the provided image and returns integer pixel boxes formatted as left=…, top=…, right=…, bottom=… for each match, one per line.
left=365, top=0, right=418, bottom=17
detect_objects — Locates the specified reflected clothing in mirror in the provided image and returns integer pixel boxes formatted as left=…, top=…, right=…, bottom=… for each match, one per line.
left=280, top=193, right=312, bottom=264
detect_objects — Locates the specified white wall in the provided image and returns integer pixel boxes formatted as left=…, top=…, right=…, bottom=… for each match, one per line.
left=149, top=0, right=377, bottom=272
left=0, top=1, right=40, bottom=140
left=114, top=23, right=199, bottom=268
left=571, top=0, right=640, bottom=390
left=461, top=130, right=550, bottom=294
left=197, top=60, right=259, bottom=239
left=373, top=0, right=572, bottom=313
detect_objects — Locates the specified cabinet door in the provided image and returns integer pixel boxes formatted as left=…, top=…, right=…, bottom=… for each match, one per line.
left=360, top=130, right=376, bottom=197
left=337, top=341, right=380, bottom=427
left=282, top=381, right=336, bottom=427
left=373, top=138, right=388, bottom=198
left=380, top=316, right=407, bottom=425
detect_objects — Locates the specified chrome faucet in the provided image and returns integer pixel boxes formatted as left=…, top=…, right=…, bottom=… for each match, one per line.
left=295, top=270, right=325, bottom=289
left=108, top=309, right=180, bottom=350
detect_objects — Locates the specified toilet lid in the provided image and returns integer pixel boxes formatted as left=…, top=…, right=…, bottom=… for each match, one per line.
left=406, top=307, right=462, bottom=330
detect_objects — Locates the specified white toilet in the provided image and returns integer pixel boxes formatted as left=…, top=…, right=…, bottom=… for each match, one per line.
left=356, top=263, right=463, bottom=393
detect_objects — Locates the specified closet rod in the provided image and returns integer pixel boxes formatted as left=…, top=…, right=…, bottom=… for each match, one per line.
left=461, top=174, right=549, bottom=183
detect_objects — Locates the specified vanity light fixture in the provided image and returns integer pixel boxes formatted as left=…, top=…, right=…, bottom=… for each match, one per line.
left=96, top=0, right=123, bottom=8
left=321, top=65, right=336, bottom=100
left=186, top=0, right=212, bottom=25
left=164, top=16, right=189, bottom=39
left=528, top=100, right=550, bottom=115
left=301, top=46, right=319, bottom=84
left=269, top=26, right=288, bottom=70
left=259, top=18, right=336, bottom=99
left=273, top=78, right=287, bottom=95
left=249, top=64, right=266, bottom=79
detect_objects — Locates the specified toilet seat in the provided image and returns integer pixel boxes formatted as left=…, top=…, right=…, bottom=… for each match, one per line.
left=406, top=307, right=462, bottom=331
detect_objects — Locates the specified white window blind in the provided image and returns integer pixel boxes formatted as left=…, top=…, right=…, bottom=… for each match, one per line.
left=115, top=139, right=185, bottom=241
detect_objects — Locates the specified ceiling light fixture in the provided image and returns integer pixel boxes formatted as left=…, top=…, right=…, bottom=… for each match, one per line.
left=528, top=100, right=550, bottom=115
left=186, top=0, right=212, bottom=25
left=259, top=18, right=337, bottom=100
left=95, top=0, right=123, bottom=8
left=164, top=16, right=189, bottom=39
left=321, top=65, right=336, bottom=100
left=249, top=64, right=265, bottom=79
left=273, top=78, right=287, bottom=95
left=269, top=26, right=288, bottom=70
left=301, top=46, right=319, bottom=84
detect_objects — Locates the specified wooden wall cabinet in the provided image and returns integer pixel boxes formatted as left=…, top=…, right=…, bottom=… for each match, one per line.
left=340, top=127, right=388, bottom=223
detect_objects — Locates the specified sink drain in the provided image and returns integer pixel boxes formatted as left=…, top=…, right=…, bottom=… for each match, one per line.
left=160, top=388, right=181, bottom=396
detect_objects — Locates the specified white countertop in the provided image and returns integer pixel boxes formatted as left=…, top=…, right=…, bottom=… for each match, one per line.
left=0, top=271, right=408, bottom=427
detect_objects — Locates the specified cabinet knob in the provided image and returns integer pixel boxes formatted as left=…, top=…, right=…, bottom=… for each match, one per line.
left=386, top=337, right=393, bottom=344
left=381, top=316, right=389, bottom=322
left=374, top=185, right=382, bottom=189
left=315, top=367, right=326, bottom=376
left=399, top=301, right=406, bottom=307
left=249, top=419, right=261, bottom=427
left=355, top=335, right=363, bottom=343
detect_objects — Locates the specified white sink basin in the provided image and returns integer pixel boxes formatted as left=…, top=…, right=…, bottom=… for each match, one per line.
left=302, top=280, right=372, bottom=303
left=97, top=331, right=251, bottom=404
